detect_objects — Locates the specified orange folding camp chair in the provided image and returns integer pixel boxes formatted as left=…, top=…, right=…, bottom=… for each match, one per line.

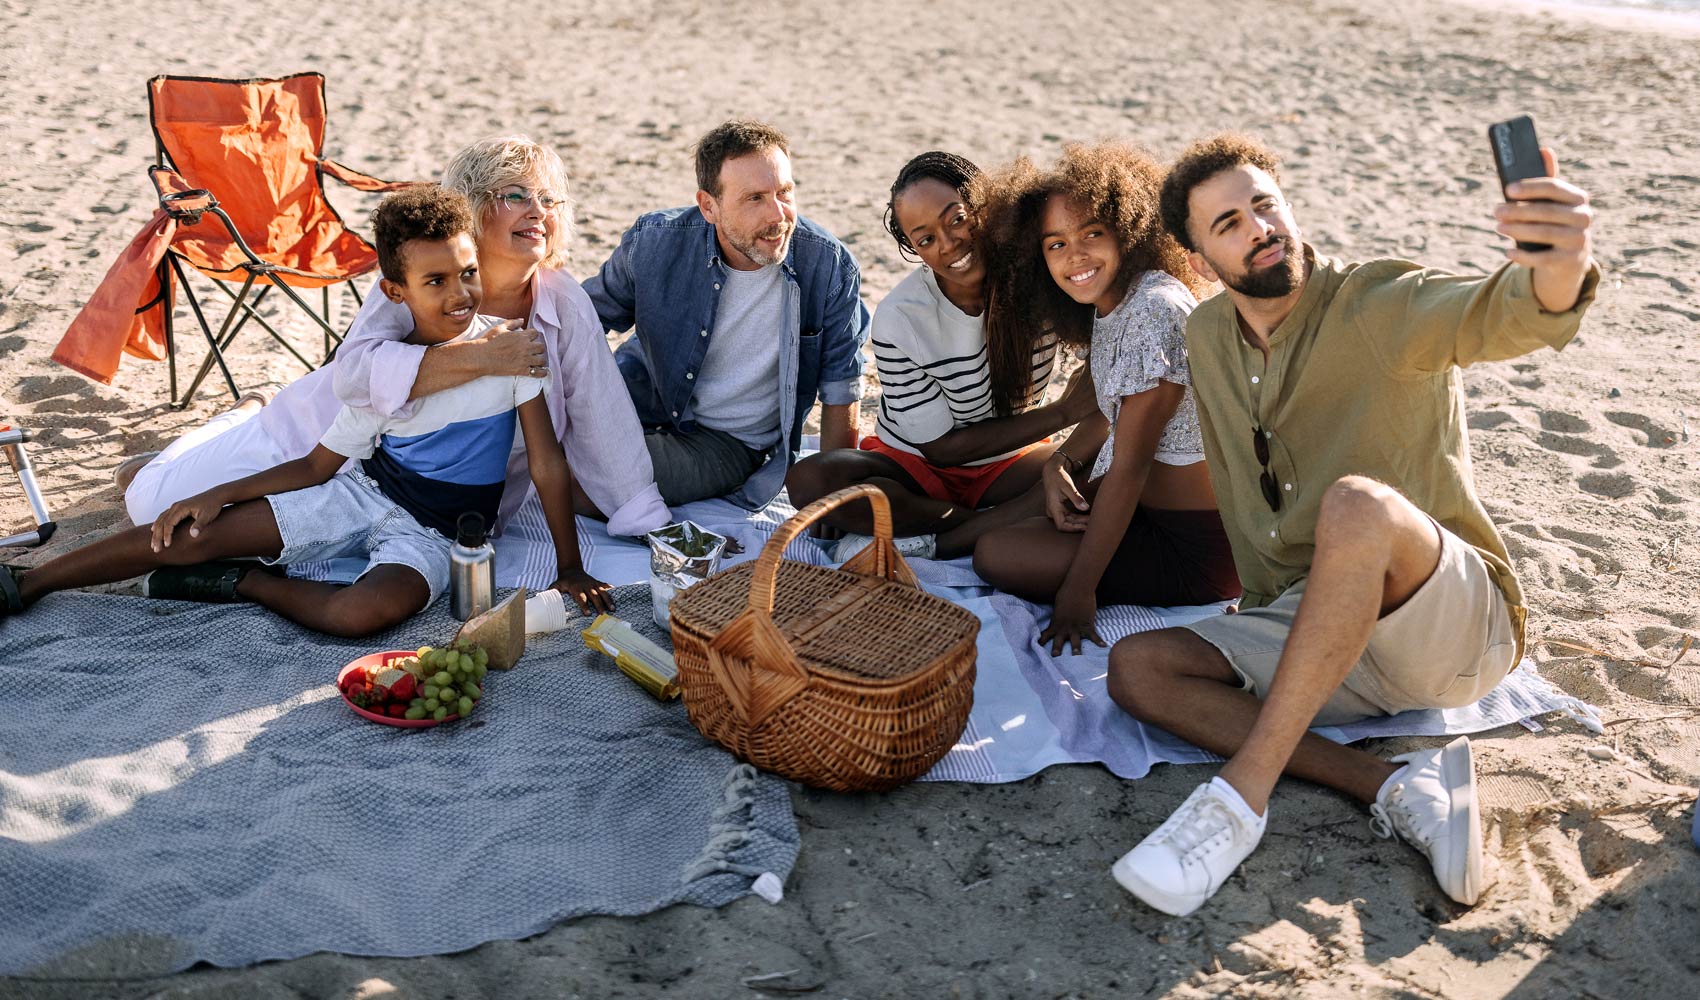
left=144, top=72, right=415, bottom=408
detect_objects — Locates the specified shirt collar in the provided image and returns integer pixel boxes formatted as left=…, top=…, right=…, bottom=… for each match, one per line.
left=528, top=268, right=560, bottom=332
left=702, top=217, right=799, bottom=279
left=1260, top=242, right=1332, bottom=349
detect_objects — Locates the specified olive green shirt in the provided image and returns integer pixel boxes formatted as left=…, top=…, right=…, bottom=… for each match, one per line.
left=1185, top=246, right=1600, bottom=659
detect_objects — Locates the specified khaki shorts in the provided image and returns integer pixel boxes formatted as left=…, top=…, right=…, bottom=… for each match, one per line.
left=1182, top=520, right=1518, bottom=727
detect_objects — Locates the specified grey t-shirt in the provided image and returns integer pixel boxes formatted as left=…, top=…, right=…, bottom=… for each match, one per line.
left=692, top=263, right=786, bottom=449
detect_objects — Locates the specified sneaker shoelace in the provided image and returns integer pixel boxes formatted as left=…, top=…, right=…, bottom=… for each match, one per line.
left=1160, top=794, right=1244, bottom=865
left=1368, top=786, right=1436, bottom=850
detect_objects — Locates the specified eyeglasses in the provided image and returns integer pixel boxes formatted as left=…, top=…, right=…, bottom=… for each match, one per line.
left=491, top=186, right=564, bottom=214
left=1253, top=425, right=1281, bottom=513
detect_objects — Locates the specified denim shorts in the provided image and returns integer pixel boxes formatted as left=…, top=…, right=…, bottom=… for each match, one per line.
left=264, top=468, right=452, bottom=607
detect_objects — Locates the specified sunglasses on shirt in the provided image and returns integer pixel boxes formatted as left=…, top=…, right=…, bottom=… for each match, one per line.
left=1253, top=426, right=1281, bottom=513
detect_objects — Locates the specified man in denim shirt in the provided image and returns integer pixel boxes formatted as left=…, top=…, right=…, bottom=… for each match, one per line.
left=585, top=120, right=870, bottom=508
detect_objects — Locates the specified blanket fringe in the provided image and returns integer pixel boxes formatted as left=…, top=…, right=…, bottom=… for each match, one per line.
left=680, top=763, right=766, bottom=883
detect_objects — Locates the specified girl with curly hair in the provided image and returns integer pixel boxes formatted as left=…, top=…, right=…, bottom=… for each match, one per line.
left=971, top=141, right=1240, bottom=654
left=785, top=152, right=1095, bottom=558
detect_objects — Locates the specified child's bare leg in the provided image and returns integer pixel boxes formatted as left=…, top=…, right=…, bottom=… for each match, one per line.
left=935, top=486, right=1048, bottom=558
left=237, top=564, right=429, bottom=638
left=16, top=500, right=284, bottom=604
left=971, top=517, right=1082, bottom=602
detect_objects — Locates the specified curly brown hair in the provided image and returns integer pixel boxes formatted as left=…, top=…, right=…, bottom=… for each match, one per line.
left=371, top=184, right=475, bottom=284
left=1158, top=133, right=1281, bottom=252
left=971, top=141, right=1204, bottom=416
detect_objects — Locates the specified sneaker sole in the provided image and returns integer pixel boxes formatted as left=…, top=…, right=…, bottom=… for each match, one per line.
left=1110, top=851, right=1203, bottom=917
left=1440, top=736, right=1484, bottom=905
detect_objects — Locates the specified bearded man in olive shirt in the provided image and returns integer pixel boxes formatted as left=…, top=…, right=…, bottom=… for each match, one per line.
left=1106, top=134, right=1598, bottom=916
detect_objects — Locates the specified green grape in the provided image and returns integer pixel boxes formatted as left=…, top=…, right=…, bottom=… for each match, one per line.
left=404, top=706, right=427, bottom=721
left=432, top=671, right=453, bottom=687
left=459, top=653, right=473, bottom=672
left=462, top=681, right=482, bottom=701
left=424, top=697, right=440, bottom=712
left=473, top=648, right=489, bottom=668
left=409, top=697, right=425, bottom=708
left=416, top=646, right=432, bottom=658
left=422, top=684, right=440, bottom=700
left=432, top=706, right=449, bottom=721
left=458, top=696, right=474, bottom=717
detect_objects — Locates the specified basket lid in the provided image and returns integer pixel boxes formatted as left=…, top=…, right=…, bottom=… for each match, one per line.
left=669, top=561, right=979, bottom=683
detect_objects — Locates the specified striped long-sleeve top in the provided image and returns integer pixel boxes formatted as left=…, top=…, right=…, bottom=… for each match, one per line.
left=871, top=267, right=1058, bottom=465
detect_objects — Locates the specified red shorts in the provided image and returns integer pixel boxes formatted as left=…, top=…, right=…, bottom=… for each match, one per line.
left=858, top=435, right=1038, bottom=509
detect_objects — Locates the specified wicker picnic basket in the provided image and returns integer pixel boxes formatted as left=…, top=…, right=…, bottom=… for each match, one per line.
left=668, top=485, right=979, bottom=792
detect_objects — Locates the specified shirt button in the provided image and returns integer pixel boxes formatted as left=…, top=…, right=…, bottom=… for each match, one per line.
left=1270, top=530, right=1277, bottom=538
left=713, top=283, right=721, bottom=290
left=1251, top=376, right=1261, bottom=384
left=1284, top=483, right=1293, bottom=491
left=686, top=372, right=695, bottom=380
left=671, top=410, right=679, bottom=418
left=700, top=329, right=709, bottom=337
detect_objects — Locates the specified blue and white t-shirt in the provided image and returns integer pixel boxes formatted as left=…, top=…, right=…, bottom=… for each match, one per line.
left=319, top=317, right=546, bottom=538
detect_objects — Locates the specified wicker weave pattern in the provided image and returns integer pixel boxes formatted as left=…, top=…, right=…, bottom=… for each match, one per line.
left=669, top=486, right=980, bottom=792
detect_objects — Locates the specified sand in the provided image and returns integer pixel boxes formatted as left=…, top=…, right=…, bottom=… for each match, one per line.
left=3, top=0, right=1698, bottom=996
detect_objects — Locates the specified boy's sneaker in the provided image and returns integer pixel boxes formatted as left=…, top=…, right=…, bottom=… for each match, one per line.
left=832, top=532, right=936, bottom=563
left=142, top=561, right=253, bottom=603
left=1111, top=776, right=1267, bottom=916
left=1369, top=736, right=1484, bottom=905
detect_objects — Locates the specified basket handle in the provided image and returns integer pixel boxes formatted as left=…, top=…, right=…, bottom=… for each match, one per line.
left=746, top=484, right=918, bottom=615
left=705, top=485, right=920, bottom=729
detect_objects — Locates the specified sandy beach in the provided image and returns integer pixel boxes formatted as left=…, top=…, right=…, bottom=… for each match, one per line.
left=3, top=0, right=1698, bottom=996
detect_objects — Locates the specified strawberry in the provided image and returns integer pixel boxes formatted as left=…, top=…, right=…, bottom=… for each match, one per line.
left=388, top=672, right=417, bottom=702
left=386, top=702, right=407, bottom=718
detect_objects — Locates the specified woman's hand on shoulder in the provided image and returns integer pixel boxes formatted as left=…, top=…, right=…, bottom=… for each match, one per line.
left=471, top=319, right=547, bottom=378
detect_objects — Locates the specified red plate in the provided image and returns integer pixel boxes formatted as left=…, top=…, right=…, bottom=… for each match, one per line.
left=338, top=649, right=460, bottom=728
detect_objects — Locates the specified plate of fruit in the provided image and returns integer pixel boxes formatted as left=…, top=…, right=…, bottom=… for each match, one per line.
left=337, top=641, right=490, bottom=728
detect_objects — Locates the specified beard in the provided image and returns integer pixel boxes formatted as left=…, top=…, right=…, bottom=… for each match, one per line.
left=726, top=222, right=793, bottom=267
left=1221, top=235, right=1304, bottom=298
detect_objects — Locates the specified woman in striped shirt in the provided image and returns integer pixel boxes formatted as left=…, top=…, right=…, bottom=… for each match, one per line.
left=784, top=152, right=1096, bottom=558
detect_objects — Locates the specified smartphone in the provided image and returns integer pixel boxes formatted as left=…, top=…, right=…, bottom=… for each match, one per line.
left=1488, top=115, right=1550, bottom=252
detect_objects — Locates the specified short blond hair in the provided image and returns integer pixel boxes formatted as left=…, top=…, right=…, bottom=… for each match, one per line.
left=440, top=135, right=571, bottom=269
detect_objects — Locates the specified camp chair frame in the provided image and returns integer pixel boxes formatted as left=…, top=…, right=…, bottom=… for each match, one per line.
left=0, top=427, right=56, bottom=548
left=146, top=73, right=409, bottom=410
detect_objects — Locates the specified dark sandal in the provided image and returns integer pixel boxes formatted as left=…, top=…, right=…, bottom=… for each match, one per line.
left=0, top=565, right=23, bottom=615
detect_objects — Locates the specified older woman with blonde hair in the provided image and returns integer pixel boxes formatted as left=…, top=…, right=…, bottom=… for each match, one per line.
left=121, top=136, right=669, bottom=584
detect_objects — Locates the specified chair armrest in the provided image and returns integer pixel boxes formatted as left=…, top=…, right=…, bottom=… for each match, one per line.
left=147, top=165, right=269, bottom=267
left=148, top=165, right=215, bottom=221
left=318, top=158, right=418, bottom=193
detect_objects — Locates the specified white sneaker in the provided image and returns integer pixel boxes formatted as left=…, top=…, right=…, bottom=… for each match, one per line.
left=1111, top=776, right=1267, bottom=916
left=831, top=532, right=936, bottom=563
left=1369, top=735, right=1483, bottom=905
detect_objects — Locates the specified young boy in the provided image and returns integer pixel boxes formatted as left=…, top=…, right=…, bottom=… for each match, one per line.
left=0, top=185, right=613, bottom=636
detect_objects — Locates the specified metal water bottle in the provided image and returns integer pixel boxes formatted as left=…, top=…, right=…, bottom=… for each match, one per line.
left=450, top=512, right=495, bottom=621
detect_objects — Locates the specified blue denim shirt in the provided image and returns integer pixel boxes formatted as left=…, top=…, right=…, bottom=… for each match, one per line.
left=584, top=206, right=869, bottom=509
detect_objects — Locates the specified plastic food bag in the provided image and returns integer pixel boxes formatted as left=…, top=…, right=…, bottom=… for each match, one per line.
left=647, top=521, right=728, bottom=629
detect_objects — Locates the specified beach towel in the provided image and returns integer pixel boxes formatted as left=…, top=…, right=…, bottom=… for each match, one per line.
left=0, top=586, right=798, bottom=977
left=304, top=490, right=1590, bottom=785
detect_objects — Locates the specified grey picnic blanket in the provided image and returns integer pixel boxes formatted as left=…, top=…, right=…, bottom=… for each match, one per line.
left=0, top=585, right=798, bottom=977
